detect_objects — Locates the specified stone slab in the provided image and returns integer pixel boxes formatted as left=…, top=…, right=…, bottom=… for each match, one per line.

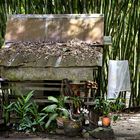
left=5, top=14, right=104, bottom=44
left=0, top=67, right=96, bottom=81
left=89, top=127, right=115, bottom=139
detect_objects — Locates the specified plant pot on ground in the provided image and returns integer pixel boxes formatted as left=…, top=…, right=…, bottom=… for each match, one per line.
left=42, top=95, right=69, bottom=129
left=102, top=116, right=111, bottom=127
left=91, top=98, right=111, bottom=127
left=63, top=119, right=82, bottom=137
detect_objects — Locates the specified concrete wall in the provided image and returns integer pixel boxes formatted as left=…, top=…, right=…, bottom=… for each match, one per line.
left=5, top=14, right=104, bottom=44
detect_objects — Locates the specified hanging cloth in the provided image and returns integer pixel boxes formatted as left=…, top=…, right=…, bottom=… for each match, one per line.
left=107, top=60, right=131, bottom=99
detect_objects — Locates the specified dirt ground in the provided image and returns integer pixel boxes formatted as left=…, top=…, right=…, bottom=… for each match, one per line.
left=0, top=112, right=140, bottom=140
left=112, top=112, right=140, bottom=140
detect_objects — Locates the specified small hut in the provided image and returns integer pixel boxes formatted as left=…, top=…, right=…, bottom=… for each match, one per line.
left=0, top=14, right=106, bottom=116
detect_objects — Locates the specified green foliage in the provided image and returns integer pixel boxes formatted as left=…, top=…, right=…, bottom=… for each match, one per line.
left=45, top=113, right=58, bottom=129
left=94, top=98, right=111, bottom=116
left=111, top=114, right=120, bottom=122
left=48, top=96, right=58, bottom=103
left=3, top=102, right=15, bottom=124
left=14, top=91, right=33, bottom=119
left=42, top=95, right=69, bottom=129
left=5, top=91, right=47, bottom=132
left=109, top=98, right=126, bottom=112
left=94, top=97, right=126, bottom=116
left=29, top=102, right=47, bottom=132
left=70, top=96, right=82, bottom=109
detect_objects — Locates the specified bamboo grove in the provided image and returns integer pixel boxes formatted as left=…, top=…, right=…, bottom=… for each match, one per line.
left=0, top=0, right=139, bottom=107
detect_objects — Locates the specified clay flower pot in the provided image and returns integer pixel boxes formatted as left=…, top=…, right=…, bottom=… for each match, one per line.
left=102, top=116, right=111, bottom=127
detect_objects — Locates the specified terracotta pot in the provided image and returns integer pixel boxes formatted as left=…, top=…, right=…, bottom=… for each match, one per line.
left=102, top=116, right=111, bottom=127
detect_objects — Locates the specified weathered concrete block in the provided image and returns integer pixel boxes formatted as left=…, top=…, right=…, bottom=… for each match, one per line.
left=5, top=14, right=104, bottom=44
left=0, top=67, right=95, bottom=81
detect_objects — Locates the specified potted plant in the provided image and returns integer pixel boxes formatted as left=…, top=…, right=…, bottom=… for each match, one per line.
left=63, top=96, right=83, bottom=136
left=70, top=96, right=82, bottom=114
left=100, top=99, right=111, bottom=127
left=91, top=98, right=111, bottom=127
left=63, top=118, right=82, bottom=136
left=63, top=108, right=83, bottom=137
left=42, top=95, right=69, bottom=129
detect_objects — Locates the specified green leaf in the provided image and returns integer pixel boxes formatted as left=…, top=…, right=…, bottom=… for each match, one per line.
left=24, top=91, right=34, bottom=103
left=15, top=102, right=22, bottom=113
left=24, top=102, right=32, bottom=110
left=63, top=96, right=69, bottom=102
left=49, top=113, right=58, bottom=121
left=38, top=115, right=47, bottom=123
left=3, top=102, right=15, bottom=111
left=61, top=108, right=69, bottom=117
left=32, top=127, right=36, bottom=132
left=45, top=113, right=58, bottom=129
left=18, top=97, right=24, bottom=106
left=48, top=96, right=58, bottom=103
left=42, top=104, right=57, bottom=112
